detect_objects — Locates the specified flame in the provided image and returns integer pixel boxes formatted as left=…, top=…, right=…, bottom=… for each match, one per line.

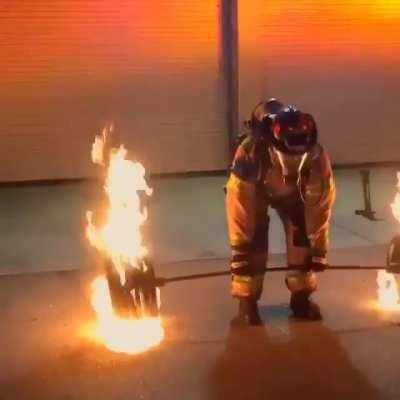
left=390, top=172, right=400, bottom=223
left=87, top=129, right=153, bottom=285
left=376, top=171, right=400, bottom=311
left=377, top=270, right=400, bottom=311
left=86, top=127, right=164, bottom=353
left=88, top=277, right=164, bottom=354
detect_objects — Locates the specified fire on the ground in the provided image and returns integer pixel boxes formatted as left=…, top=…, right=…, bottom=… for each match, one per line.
left=376, top=171, right=400, bottom=311
left=86, top=126, right=164, bottom=354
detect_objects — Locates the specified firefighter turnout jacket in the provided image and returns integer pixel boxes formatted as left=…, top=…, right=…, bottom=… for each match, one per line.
left=225, top=135, right=336, bottom=299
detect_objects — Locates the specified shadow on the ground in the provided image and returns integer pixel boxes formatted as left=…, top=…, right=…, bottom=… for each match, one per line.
left=209, top=319, right=380, bottom=400
left=259, top=303, right=291, bottom=319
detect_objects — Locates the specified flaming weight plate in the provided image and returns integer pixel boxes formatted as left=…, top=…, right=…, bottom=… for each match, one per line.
left=104, top=259, right=136, bottom=318
left=125, top=261, right=160, bottom=318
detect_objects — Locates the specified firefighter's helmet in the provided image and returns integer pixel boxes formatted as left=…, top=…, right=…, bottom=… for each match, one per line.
left=245, top=98, right=284, bottom=137
left=271, top=106, right=317, bottom=154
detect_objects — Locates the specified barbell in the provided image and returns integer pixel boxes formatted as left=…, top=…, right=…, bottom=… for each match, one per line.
left=107, top=235, right=400, bottom=318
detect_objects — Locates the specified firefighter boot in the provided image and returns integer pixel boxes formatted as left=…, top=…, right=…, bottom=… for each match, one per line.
left=231, top=298, right=263, bottom=327
left=290, top=291, right=322, bottom=320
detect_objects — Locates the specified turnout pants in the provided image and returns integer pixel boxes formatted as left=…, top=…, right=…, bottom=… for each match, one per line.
left=230, top=197, right=316, bottom=300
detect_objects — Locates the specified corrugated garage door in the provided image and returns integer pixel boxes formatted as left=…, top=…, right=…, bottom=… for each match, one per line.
left=0, top=1, right=227, bottom=181
left=239, top=1, right=400, bottom=164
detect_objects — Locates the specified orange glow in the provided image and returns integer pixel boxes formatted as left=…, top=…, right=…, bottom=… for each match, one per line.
left=88, top=277, right=164, bottom=354
left=239, top=0, right=400, bottom=65
left=1, top=1, right=217, bottom=87
left=3, top=1, right=400, bottom=87
left=368, top=0, right=400, bottom=17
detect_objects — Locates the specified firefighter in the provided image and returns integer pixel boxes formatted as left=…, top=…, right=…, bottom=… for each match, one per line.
left=225, top=100, right=336, bottom=325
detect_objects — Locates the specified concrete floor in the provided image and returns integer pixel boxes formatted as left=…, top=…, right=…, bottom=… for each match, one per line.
left=1, top=247, right=400, bottom=400
left=1, top=167, right=400, bottom=399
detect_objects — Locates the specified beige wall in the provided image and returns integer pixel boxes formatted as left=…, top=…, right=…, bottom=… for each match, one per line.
left=0, top=1, right=228, bottom=181
left=239, top=0, right=400, bottom=164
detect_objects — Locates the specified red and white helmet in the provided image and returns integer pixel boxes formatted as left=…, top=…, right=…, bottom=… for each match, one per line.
left=271, top=106, right=317, bottom=154
left=245, top=98, right=285, bottom=137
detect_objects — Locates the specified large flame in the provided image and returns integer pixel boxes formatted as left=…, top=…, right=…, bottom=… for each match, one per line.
left=86, top=127, right=164, bottom=353
left=377, top=171, right=400, bottom=311
left=87, top=128, right=153, bottom=285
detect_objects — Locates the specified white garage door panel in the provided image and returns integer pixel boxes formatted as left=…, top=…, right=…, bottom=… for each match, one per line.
left=239, top=1, right=400, bottom=164
left=0, top=1, right=227, bottom=182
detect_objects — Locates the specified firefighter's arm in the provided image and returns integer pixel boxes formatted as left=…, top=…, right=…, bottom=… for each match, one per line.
left=225, top=145, right=260, bottom=275
left=305, top=146, right=336, bottom=267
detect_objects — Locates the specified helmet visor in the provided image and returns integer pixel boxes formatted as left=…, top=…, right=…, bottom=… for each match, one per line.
left=285, top=133, right=310, bottom=147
